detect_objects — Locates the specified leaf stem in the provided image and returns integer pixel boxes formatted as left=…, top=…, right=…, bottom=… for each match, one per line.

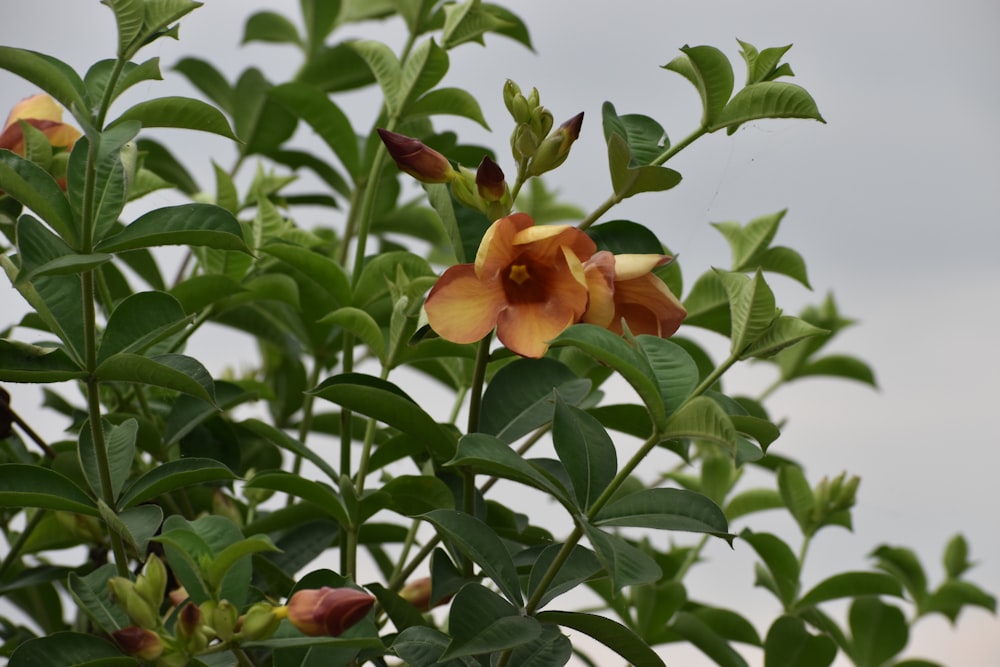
left=0, top=509, right=47, bottom=581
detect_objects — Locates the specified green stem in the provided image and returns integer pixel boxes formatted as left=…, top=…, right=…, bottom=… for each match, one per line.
left=0, top=509, right=47, bottom=581
left=577, top=192, right=623, bottom=231
left=389, top=519, right=421, bottom=583
left=290, top=359, right=324, bottom=484
left=388, top=534, right=441, bottom=592
left=524, top=524, right=584, bottom=614
left=467, top=335, right=492, bottom=434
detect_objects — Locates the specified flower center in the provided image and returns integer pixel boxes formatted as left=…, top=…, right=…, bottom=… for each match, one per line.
left=508, top=264, right=531, bottom=285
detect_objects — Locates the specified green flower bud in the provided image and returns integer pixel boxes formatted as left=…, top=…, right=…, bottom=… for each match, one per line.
left=531, top=106, right=554, bottom=140
left=209, top=599, right=239, bottom=641
left=450, top=166, right=486, bottom=212
left=511, top=94, right=531, bottom=123
left=239, top=602, right=282, bottom=641
left=833, top=475, right=860, bottom=511
left=511, top=123, right=540, bottom=160
left=503, top=79, right=521, bottom=115
left=527, top=112, right=584, bottom=177
left=110, top=577, right=159, bottom=629
left=175, top=602, right=208, bottom=654
left=527, top=86, right=540, bottom=109
left=135, top=554, right=167, bottom=612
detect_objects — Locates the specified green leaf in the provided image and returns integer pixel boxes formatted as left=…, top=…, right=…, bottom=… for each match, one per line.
left=636, top=336, right=699, bottom=416
left=160, top=515, right=255, bottom=608
left=725, top=488, right=784, bottom=521
left=261, top=240, right=351, bottom=307
left=238, top=418, right=338, bottom=481
left=352, top=250, right=434, bottom=308
left=78, top=418, right=137, bottom=501
left=713, top=210, right=785, bottom=271
left=870, top=545, right=929, bottom=607
left=683, top=270, right=731, bottom=335
left=763, top=615, right=836, bottom=667
left=366, top=582, right=430, bottom=634
left=119, top=457, right=236, bottom=509
left=0, top=47, right=87, bottom=112
left=927, top=580, right=997, bottom=623
left=422, top=509, right=523, bottom=606
left=601, top=102, right=669, bottom=166
left=0, top=150, right=76, bottom=244
left=741, top=530, right=800, bottom=607
left=96, top=203, right=248, bottom=253
left=480, top=357, right=591, bottom=442
left=400, top=38, right=449, bottom=107
left=594, top=488, right=733, bottom=543
left=663, top=45, right=734, bottom=127
left=607, top=133, right=682, bottom=199
left=242, top=10, right=302, bottom=46
left=439, top=583, right=540, bottom=660
left=942, top=534, right=972, bottom=580
left=423, top=182, right=464, bottom=262
left=135, top=137, right=199, bottom=194
left=0, top=339, right=85, bottom=383
left=849, top=597, right=907, bottom=667
left=551, top=397, right=616, bottom=511
left=581, top=521, right=662, bottom=592
left=15, top=214, right=105, bottom=283
left=8, top=632, right=134, bottom=667
left=442, top=0, right=512, bottom=49
left=549, top=324, right=665, bottom=430
left=66, top=134, right=132, bottom=243
left=312, top=373, right=456, bottom=459
left=737, top=40, right=794, bottom=84
left=171, top=56, right=233, bottom=116
left=777, top=465, right=814, bottom=532
left=730, top=416, right=780, bottom=453
left=243, top=471, right=349, bottom=527
left=661, top=396, right=737, bottom=451
left=445, top=433, right=575, bottom=508
left=319, top=307, right=385, bottom=363
left=204, top=534, right=279, bottom=591
left=117, top=504, right=163, bottom=556
left=712, top=82, right=824, bottom=134
left=0, top=464, right=97, bottom=516
left=67, top=564, right=130, bottom=634
left=536, top=610, right=667, bottom=667
left=101, top=0, right=144, bottom=58
left=671, top=611, right=749, bottom=667
left=97, top=291, right=189, bottom=363
left=718, top=270, right=777, bottom=355
left=796, top=572, right=904, bottom=609
left=757, top=246, right=811, bottom=288
left=112, top=96, right=238, bottom=140
left=392, top=625, right=452, bottom=665
left=95, top=352, right=215, bottom=402
left=406, top=87, right=490, bottom=129
left=793, top=354, right=877, bottom=386
left=269, top=82, right=360, bottom=178
left=381, top=475, right=455, bottom=516
left=351, top=40, right=403, bottom=116
left=741, top=316, right=826, bottom=360
left=526, top=544, right=602, bottom=610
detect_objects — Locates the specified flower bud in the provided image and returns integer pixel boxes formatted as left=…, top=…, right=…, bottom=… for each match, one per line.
left=239, top=602, right=282, bottom=641
left=503, top=79, right=521, bottom=116
left=110, top=576, right=159, bottom=629
left=527, top=112, right=584, bottom=177
left=475, top=156, right=506, bottom=203
left=511, top=123, right=540, bottom=160
left=208, top=599, right=239, bottom=641
left=450, top=167, right=486, bottom=212
left=135, top=554, right=167, bottom=612
left=286, top=587, right=375, bottom=637
left=168, top=586, right=189, bottom=609
left=176, top=602, right=208, bottom=653
left=526, top=87, right=540, bottom=110
left=531, top=106, right=554, bottom=140
left=833, top=475, right=860, bottom=511
left=112, top=627, right=164, bottom=661
left=377, top=128, right=457, bottom=184
left=511, top=95, right=532, bottom=124
left=399, top=576, right=450, bottom=612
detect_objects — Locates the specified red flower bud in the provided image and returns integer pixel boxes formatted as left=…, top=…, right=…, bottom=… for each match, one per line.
left=286, top=586, right=375, bottom=637
left=399, top=576, right=452, bottom=612
left=475, top=156, right=506, bottom=203
left=112, top=627, right=164, bottom=661
left=377, top=128, right=457, bottom=184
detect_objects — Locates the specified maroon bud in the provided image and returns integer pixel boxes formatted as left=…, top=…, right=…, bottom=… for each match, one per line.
left=377, top=128, right=457, bottom=184
left=475, top=156, right=506, bottom=202
left=112, top=627, right=163, bottom=661
left=286, top=587, right=375, bottom=637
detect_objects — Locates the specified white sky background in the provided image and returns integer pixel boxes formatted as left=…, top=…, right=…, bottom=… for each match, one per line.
left=1, top=1, right=999, bottom=665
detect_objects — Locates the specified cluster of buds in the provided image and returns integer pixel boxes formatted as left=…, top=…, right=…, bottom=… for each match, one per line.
left=503, top=79, right=583, bottom=177
left=812, top=471, right=860, bottom=521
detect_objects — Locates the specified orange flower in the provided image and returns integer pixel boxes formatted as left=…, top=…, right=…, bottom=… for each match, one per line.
left=0, top=93, right=80, bottom=155
left=286, top=587, right=375, bottom=637
left=424, top=213, right=595, bottom=358
left=583, top=251, right=686, bottom=337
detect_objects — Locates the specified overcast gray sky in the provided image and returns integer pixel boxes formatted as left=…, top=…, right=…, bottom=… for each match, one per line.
left=2, top=1, right=998, bottom=665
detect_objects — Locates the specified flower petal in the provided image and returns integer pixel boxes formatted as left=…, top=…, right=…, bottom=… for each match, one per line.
left=424, top=263, right=505, bottom=343
left=515, top=224, right=596, bottom=265
left=613, top=274, right=686, bottom=337
left=582, top=251, right=616, bottom=327
left=497, top=300, right=579, bottom=358
left=475, top=212, right=534, bottom=278
left=3, top=93, right=64, bottom=129
left=613, top=253, right=671, bottom=281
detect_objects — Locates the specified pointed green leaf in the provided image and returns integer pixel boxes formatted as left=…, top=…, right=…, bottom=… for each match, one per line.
left=446, top=433, right=575, bottom=507
left=552, top=396, right=616, bottom=511
left=718, top=270, right=777, bottom=355
left=118, top=504, right=163, bottom=556
left=312, top=373, right=456, bottom=459
left=683, top=269, right=731, bottom=335
left=269, top=82, right=360, bottom=177
left=537, top=610, right=667, bottom=667
left=319, top=307, right=385, bottom=363
left=406, top=87, right=490, bottom=129
left=870, top=544, right=929, bottom=607
left=777, top=465, right=814, bottom=532
left=527, top=544, right=602, bottom=610
left=796, top=572, right=904, bottom=609
left=119, top=457, right=235, bottom=508
left=242, top=10, right=302, bottom=46
left=67, top=564, right=130, bottom=634
left=712, top=81, right=824, bottom=134
left=0, top=339, right=83, bottom=383
left=661, top=396, right=737, bottom=451
left=763, top=616, right=837, bottom=667
left=97, top=203, right=248, bottom=253
left=238, top=418, right=338, bottom=481
left=351, top=40, right=403, bottom=116
left=849, top=597, right=907, bottom=667
left=96, top=352, right=215, bottom=402
left=607, top=132, right=682, bottom=199
left=78, top=419, right=137, bottom=501
left=793, top=354, right=877, bottom=386
left=381, top=475, right=455, bottom=517
left=0, top=150, right=76, bottom=244
left=97, top=291, right=189, bottom=363
left=594, top=488, right=733, bottom=543
left=8, top=632, right=132, bottom=667
left=441, top=0, right=512, bottom=49
left=423, top=182, right=464, bottom=262
left=440, top=583, right=540, bottom=660
left=480, top=357, right=591, bottom=442
left=261, top=240, right=351, bottom=307
left=66, top=134, right=131, bottom=242
left=581, top=521, right=662, bottom=592
left=112, top=96, right=237, bottom=139
left=0, top=47, right=87, bottom=112
left=172, top=57, right=234, bottom=115
left=15, top=214, right=107, bottom=282
left=663, top=45, right=734, bottom=127
left=549, top=324, right=665, bottom=430
left=204, top=534, right=279, bottom=591
left=741, top=530, right=800, bottom=607
left=741, top=316, right=827, bottom=360
left=423, top=509, right=523, bottom=605
left=400, top=38, right=449, bottom=107
left=757, top=246, right=811, bottom=288
left=243, top=470, right=349, bottom=526
left=928, top=579, right=997, bottom=622
left=671, top=611, right=749, bottom=667
left=636, top=336, right=699, bottom=415
left=0, top=464, right=97, bottom=516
